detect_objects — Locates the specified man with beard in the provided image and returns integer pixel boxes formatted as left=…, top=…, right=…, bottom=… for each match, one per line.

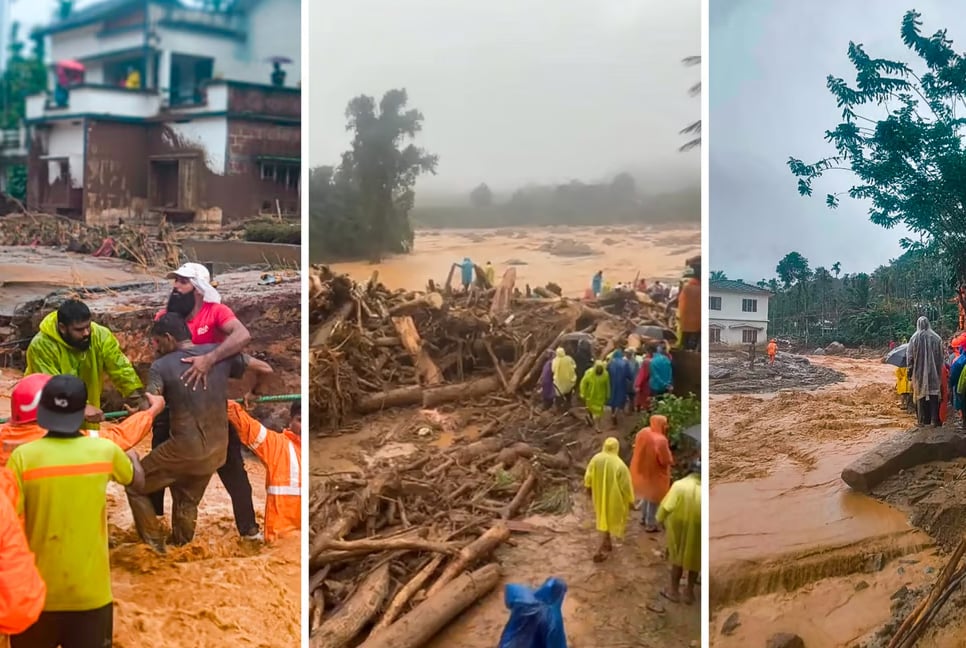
left=25, top=299, right=143, bottom=429
left=126, top=313, right=269, bottom=553
left=151, top=263, right=261, bottom=541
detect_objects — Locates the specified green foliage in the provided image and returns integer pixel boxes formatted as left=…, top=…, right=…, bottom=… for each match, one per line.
left=645, top=394, right=700, bottom=447
left=710, top=270, right=728, bottom=281
left=310, top=89, right=437, bottom=262
left=788, top=10, right=966, bottom=299
left=6, top=166, right=25, bottom=202
left=243, top=219, right=301, bottom=245
left=469, top=183, right=492, bottom=208
left=0, top=24, right=46, bottom=130
left=680, top=56, right=701, bottom=152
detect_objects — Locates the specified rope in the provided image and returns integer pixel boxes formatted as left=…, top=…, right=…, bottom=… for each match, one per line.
left=0, top=393, right=302, bottom=425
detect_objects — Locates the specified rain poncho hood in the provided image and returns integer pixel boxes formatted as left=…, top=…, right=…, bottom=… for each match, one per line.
left=630, top=415, right=673, bottom=503
left=497, top=578, right=568, bottom=648
left=26, top=312, right=143, bottom=429
left=907, top=316, right=944, bottom=400
left=649, top=351, right=672, bottom=393
left=583, top=437, right=634, bottom=538
left=551, top=347, right=577, bottom=395
left=657, top=473, right=701, bottom=573
left=579, top=362, right=610, bottom=417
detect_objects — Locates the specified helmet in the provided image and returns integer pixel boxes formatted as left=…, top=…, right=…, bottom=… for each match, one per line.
left=10, top=374, right=53, bottom=424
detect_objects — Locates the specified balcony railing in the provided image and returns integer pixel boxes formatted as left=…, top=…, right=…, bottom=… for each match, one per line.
left=26, top=85, right=162, bottom=120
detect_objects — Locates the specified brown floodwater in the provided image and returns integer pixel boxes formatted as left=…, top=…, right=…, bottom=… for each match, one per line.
left=329, top=225, right=700, bottom=295
left=710, top=356, right=937, bottom=646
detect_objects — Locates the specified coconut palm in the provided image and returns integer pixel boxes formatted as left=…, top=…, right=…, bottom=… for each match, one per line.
left=679, top=55, right=700, bottom=152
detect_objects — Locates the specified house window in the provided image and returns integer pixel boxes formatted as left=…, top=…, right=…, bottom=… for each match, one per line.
left=742, top=298, right=758, bottom=313
left=709, top=296, right=722, bottom=310
left=742, top=329, right=758, bottom=344
left=259, top=162, right=301, bottom=189
left=710, top=328, right=721, bottom=343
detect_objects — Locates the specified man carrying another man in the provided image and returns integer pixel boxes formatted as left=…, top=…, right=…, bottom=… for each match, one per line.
left=152, top=263, right=262, bottom=542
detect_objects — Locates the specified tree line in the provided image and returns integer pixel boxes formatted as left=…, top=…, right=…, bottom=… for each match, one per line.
left=713, top=247, right=958, bottom=347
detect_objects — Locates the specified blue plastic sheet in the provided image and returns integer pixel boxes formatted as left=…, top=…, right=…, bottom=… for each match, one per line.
left=497, top=577, right=568, bottom=648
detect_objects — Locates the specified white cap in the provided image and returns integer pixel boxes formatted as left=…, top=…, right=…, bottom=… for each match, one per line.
left=166, top=262, right=220, bottom=303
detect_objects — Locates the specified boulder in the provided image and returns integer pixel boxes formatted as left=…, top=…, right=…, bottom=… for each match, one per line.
left=825, top=341, right=845, bottom=355
left=766, top=633, right=804, bottom=648
left=841, top=428, right=966, bottom=493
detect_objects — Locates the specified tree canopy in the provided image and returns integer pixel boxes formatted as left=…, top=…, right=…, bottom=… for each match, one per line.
left=469, top=183, right=492, bottom=208
left=680, top=55, right=700, bottom=152
left=788, top=10, right=966, bottom=321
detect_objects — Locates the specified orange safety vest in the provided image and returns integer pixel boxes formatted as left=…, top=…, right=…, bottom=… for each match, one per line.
left=226, top=401, right=301, bottom=542
left=0, top=467, right=46, bottom=637
left=0, top=411, right=155, bottom=467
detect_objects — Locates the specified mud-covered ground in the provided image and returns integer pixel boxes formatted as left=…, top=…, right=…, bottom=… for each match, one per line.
left=709, top=356, right=947, bottom=647
left=311, top=408, right=702, bottom=647
left=709, top=349, right=846, bottom=395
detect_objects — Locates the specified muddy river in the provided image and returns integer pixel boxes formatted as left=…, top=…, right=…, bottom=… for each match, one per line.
left=709, top=356, right=939, bottom=646
left=330, top=225, right=700, bottom=295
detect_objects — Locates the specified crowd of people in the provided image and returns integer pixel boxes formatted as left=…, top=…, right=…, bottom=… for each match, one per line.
left=0, top=262, right=301, bottom=646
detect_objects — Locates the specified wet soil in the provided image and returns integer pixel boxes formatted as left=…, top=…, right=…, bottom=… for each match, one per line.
left=330, top=225, right=699, bottom=297
left=311, top=409, right=701, bottom=647
left=709, top=350, right=845, bottom=395
left=710, top=356, right=942, bottom=647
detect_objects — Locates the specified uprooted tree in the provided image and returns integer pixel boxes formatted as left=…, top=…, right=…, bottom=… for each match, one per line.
left=788, top=10, right=966, bottom=329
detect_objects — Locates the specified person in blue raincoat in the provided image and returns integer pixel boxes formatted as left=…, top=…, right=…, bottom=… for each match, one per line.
left=498, top=578, right=568, bottom=648
left=649, top=345, right=673, bottom=402
left=606, top=349, right=635, bottom=426
left=591, top=271, right=603, bottom=298
left=459, top=257, right=474, bottom=291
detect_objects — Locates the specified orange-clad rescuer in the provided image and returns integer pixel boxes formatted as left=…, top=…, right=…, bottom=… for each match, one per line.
left=226, top=396, right=301, bottom=542
left=0, top=374, right=165, bottom=466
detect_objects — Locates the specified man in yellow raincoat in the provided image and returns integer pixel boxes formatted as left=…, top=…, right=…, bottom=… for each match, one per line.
left=584, top=437, right=634, bottom=562
left=551, top=347, right=577, bottom=410
left=657, top=460, right=701, bottom=605
left=25, top=299, right=143, bottom=430
left=579, top=361, right=610, bottom=430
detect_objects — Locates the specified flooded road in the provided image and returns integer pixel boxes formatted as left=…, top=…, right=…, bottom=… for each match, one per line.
left=710, top=356, right=938, bottom=646
left=329, top=225, right=700, bottom=295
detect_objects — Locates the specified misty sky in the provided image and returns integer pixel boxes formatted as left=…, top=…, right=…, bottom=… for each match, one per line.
left=309, top=0, right=700, bottom=197
left=710, top=0, right=966, bottom=283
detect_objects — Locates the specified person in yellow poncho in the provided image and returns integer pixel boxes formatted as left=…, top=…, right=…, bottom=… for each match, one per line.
left=657, top=461, right=701, bottom=605
left=551, top=347, right=577, bottom=410
left=579, top=361, right=610, bottom=430
left=484, top=261, right=496, bottom=286
left=896, top=366, right=913, bottom=413
left=584, top=436, right=634, bottom=562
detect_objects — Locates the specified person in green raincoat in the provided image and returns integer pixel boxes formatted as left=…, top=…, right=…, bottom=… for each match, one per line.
left=579, top=360, right=610, bottom=430
left=25, top=299, right=143, bottom=429
left=657, top=459, right=701, bottom=605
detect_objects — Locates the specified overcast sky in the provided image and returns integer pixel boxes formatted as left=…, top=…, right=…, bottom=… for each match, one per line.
left=309, top=0, right=700, bottom=197
left=709, top=0, right=966, bottom=283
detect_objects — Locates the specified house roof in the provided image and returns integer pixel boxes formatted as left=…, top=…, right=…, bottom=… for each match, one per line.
left=36, top=0, right=178, bottom=36
left=710, top=279, right=773, bottom=295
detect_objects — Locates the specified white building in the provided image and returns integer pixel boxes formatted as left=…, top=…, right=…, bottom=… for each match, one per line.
left=709, top=279, right=772, bottom=345
left=23, top=0, right=300, bottom=225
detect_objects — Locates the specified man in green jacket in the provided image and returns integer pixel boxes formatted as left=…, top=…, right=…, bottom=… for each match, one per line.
left=25, top=299, right=143, bottom=428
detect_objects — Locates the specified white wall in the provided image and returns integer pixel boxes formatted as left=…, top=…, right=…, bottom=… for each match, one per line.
left=164, top=117, right=228, bottom=174
left=46, top=122, right=85, bottom=187
left=710, top=320, right=770, bottom=346
left=50, top=25, right=145, bottom=65
left=710, top=291, right=769, bottom=323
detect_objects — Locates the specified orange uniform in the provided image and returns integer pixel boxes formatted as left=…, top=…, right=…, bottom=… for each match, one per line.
left=0, top=410, right=155, bottom=466
left=226, top=401, right=301, bottom=542
left=0, top=466, right=45, bottom=638
left=629, top=415, right=673, bottom=503
left=767, top=340, right=778, bottom=361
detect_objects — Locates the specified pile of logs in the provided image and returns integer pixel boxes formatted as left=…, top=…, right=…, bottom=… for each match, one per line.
left=308, top=414, right=583, bottom=648
left=307, top=264, right=676, bottom=432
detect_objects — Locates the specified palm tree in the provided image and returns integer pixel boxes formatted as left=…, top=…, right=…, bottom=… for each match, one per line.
left=831, top=261, right=841, bottom=278
left=710, top=270, right=727, bottom=281
left=679, top=56, right=700, bottom=152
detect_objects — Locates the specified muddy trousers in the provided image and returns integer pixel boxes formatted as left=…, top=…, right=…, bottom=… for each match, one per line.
left=641, top=500, right=659, bottom=527
left=128, top=472, right=212, bottom=547
left=11, top=603, right=112, bottom=648
left=917, top=396, right=942, bottom=426
left=148, top=408, right=258, bottom=536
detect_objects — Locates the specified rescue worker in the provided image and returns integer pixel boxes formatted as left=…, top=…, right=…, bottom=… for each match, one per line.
left=0, top=465, right=45, bottom=647
left=630, top=415, right=673, bottom=532
left=153, top=263, right=261, bottom=542
left=584, top=437, right=634, bottom=563
left=226, top=399, right=301, bottom=542
left=579, top=361, right=610, bottom=431
left=9, top=375, right=144, bottom=647
left=767, top=338, right=778, bottom=364
left=128, top=314, right=268, bottom=553
left=458, top=257, right=474, bottom=291
left=676, top=268, right=701, bottom=350
left=657, top=459, right=701, bottom=605
left=25, top=299, right=144, bottom=428
left=484, top=261, right=496, bottom=286
left=551, top=347, right=577, bottom=410
left=1, top=374, right=165, bottom=466
left=896, top=366, right=914, bottom=413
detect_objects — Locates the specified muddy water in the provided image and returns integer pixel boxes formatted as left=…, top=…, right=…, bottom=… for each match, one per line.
left=710, top=356, right=937, bottom=646
left=330, top=225, right=700, bottom=296
left=0, top=373, right=300, bottom=647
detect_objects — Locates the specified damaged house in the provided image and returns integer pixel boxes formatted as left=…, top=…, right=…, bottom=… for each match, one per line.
left=25, top=0, right=300, bottom=226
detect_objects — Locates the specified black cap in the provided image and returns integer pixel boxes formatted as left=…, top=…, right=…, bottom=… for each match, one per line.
left=37, top=375, right=87, bottom=433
